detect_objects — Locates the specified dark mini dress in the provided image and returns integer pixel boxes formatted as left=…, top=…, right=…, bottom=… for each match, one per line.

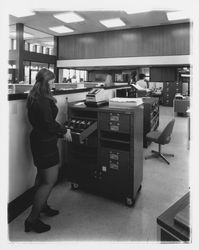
left=27, top=97, right=67, bottom=169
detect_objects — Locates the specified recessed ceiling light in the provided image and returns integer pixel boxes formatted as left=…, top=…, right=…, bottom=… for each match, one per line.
left=54, top=12, right=84, bottom=23
left=49, top=26, right=74, bottom=33
left=10, top=10, right=35, bottom=18
left=9, top=32, right=33, bottom=39
left=100, top=18, right=126, bottom=28
left=44, top=41, right=54, bottom=46
left=126, top=9, right=152, bottom=14
left=167, top=11, right=190, bottom=21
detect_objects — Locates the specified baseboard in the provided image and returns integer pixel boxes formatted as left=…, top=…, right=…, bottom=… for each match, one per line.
left=8, top=187, right=35, bottom=223
left=8, top=166, right=67, bottom=223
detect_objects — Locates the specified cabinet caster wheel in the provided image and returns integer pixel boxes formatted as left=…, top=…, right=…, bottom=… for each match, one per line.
left=71, top=183, right=79, bottom=190
left=125, top=197, right=135, bottom=207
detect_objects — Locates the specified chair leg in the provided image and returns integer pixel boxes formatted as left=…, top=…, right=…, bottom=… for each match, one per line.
left=151, top=150, right=159, bottom=154
left=159, top=153, right=170, bottom=165
left=145, top=153, right=159, bottom=160
left=162, top=153, right=174, bottom=157
left=145, top=144, right=173, bottom=164
left=145, top=149, right=159, bottom=160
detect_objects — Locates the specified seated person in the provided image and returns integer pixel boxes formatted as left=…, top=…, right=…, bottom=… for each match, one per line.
left=71, top=76, right=77, bottom=83
left=104, top=74, right=114, bottom=87
left=62, top=78, right=67, bottom=83
left=136, top=73, right=149, bottom=90
left=132, top=74, right=151, bottom=97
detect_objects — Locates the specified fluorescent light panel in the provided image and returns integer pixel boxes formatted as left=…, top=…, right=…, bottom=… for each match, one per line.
left=49, top=26, right=74, bottom=33
left=167, top=11, right=190, bottom=21
left=10, top=10, right=35, bottom=17
left=126, top=8, right=152, bottom=14
left=44, top=41, right=54, bottom=46
left=53, top=12, right=84, bottom=23
left=100, top=18, right=126, bottom=28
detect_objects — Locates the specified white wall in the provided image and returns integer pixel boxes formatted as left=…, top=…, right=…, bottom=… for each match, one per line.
left=57, top=55, right=190, bottom=68
left=9, top=99, right=36, bottom=202
left=8, top=92, right=89, bottom=202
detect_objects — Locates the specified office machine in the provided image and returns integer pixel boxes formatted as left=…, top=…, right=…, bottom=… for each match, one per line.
left=66, top=102, right=143, bottom=206
left=85, top=88, right=108, bottom=106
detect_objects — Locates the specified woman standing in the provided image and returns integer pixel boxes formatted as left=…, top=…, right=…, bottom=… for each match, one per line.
left=25, top=68, right=72, bottom=233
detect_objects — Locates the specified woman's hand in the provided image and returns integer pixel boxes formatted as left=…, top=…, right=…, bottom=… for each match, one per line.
left=64, top=129, right=72, bottom=142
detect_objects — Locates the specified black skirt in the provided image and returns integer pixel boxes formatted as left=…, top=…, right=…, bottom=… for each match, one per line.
left=30, top=130, right=59, bottom=169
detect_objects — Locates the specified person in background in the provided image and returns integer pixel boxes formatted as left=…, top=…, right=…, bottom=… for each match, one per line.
left=67, top=78, right=72, bottom=83
left=62, top=77, right=67, bottom=83
left=26, top=68, right=72, bottom=233
left=129, top=71, right=137, bottom=85
left=71, top=75, right=77, bottom=83
left=104, top=74, right=114, bottom=87
left=136, top=73, right=149, bottom=90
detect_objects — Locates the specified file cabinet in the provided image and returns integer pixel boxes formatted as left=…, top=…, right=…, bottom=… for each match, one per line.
left=163, top=82, right=182, bottom=107
left=67, top=103, right=143, bottom=206
left=98, top=107, right=143, bottom=205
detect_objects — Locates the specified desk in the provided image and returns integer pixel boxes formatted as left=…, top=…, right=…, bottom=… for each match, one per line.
left=174, top=97, right=190, bottom=115
left=150, top=91, right=163, bottom=105
left=157, top=192, right=190, bottom=242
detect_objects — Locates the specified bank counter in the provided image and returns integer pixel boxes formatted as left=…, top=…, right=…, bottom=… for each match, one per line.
left=8, top=83, right=129, bottom=222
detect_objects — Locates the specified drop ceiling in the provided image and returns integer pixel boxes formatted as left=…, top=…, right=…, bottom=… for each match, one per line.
left=9, top=10, right=190, bottom=37
left=9, top=10, right=190, bottom=70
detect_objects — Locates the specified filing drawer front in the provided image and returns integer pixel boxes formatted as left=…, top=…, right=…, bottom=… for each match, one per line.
left=99, top=112, right=130, bottom=133
left=100, top=148, right=130, bottom=173
left=99, top=148, right=131, bottom=196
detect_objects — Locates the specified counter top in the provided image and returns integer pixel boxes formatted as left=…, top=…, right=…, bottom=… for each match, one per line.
left=8, top=85, right=128, bottom=101
left=157, top=192, right=190, bottom=241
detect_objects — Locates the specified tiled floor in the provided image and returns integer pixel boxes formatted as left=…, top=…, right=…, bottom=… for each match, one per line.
left=8, top=106, right=190, bottom=242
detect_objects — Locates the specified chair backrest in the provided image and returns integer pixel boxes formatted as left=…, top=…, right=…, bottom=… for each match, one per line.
left=158, top=119, right=175, bottom=145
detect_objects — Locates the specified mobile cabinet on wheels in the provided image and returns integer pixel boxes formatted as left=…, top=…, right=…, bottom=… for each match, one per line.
left=66, top=103, right=143, bottom=206
left=67, top=106, right=98, bottom=191
left=98, top=107, right=143, bottom=206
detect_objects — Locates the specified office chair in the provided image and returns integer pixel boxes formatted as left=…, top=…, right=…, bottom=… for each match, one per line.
left=145, top=119, right=175, bottom=165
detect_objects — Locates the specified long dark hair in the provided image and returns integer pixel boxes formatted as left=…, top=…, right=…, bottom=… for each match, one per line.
left=27, top=68, right=56, bottom=107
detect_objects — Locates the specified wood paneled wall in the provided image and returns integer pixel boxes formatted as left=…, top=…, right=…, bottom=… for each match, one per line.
left=23, top=51, right=57, bottom=64
left=58, top=23, right=190, bottom=60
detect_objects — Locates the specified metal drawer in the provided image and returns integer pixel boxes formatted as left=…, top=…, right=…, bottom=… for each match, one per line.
left=99, top=112, right=130, bottom=133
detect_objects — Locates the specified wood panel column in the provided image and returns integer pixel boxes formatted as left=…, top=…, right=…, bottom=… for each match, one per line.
left=16, top=23, right=24, bottom=82
left=54, top=36, right=58, bottom=82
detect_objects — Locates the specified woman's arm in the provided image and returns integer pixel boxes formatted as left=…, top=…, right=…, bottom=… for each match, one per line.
left=37, top=98, right=67, bottom=136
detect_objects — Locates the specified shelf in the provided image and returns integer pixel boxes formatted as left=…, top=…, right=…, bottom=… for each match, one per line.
left=100, top=140, right=130, bottom=151
left=100, top=137, right=130, bottom=144
left=151, top=119, right=159, bottom=131
left=70, top=121, right=97, bottom=144
left=71, top=116, right=97, bottom=121
left=151, top=113, right=159, bottom=123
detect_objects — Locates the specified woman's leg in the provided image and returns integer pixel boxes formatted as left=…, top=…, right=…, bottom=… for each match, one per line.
left=27, top=165, right=59, bottom=222
left=34, top=172, right=40, bottom=188
left=34, top=172, right=48, bottom=210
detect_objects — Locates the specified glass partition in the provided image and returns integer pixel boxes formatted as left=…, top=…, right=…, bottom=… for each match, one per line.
left=9, top=25, right=16, bottom=50
left=23, top=26, right=55, bottom=55
left=23, top=61, right=55, bottom=84
left=59, top=69, right=88, bottom=83
left=9, top=24, right=55, bottom=55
